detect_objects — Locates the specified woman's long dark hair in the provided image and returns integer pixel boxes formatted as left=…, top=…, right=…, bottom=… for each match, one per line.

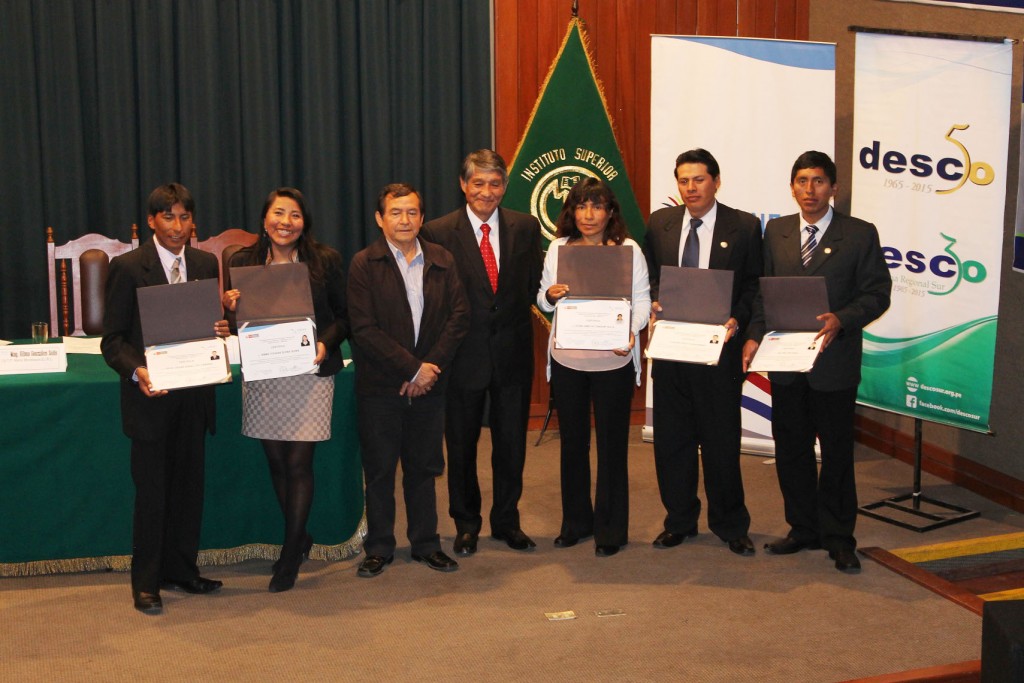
left=251, top=187, right=337, bottom=283
left=553, top=177, right=627, bottom=245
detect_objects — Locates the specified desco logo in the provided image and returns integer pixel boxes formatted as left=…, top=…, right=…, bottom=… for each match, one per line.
left=859, top=124, right=995, bottom=195
left=883, top=233, right=986, bottom=296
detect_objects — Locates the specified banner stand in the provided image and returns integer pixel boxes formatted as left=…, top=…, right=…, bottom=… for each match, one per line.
left=858, top=419, right=978, bottom=532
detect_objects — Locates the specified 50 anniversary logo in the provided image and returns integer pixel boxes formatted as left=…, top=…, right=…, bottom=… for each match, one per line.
left=863, top=124, right=993, bottom=296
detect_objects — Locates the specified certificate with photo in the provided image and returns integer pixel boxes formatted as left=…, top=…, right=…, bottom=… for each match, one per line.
left=145, top=338, right=231, bottom=391
left=138, top=279, right=231, bottom=391
left=646, top=266, right=733, bottom=364
left=747, top=276, right=829, bottom=373
left=646, top=321, right=728, bottom=364
left=748, top=332, right=821, bottom=373
left=554, top=298, right=631, bottom=351
left=236, top=319, right=318, bottom=382
left=230, top=263, right=318, bottom=382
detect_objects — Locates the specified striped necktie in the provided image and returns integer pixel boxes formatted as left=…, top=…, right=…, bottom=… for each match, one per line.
left=801, top=225, right=818, bottom=268
left=170, top=256, right=183, bottom=283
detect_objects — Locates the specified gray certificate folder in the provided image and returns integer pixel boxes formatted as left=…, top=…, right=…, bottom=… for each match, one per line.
left=556, top=245, right=632, bottom=298
left=761, top=276, right=829, bottom=332
left=231, top=263, right=315, bottom=324
left=138, top=278, right=223, bottom=346
left=658, top=266, right=733, bottom=325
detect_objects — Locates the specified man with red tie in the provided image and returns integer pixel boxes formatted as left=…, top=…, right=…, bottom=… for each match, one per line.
left=421, top=150, right=543, bottom=556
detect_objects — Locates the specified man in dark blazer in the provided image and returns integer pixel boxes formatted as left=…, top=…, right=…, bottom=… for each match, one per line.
left=643, top=148, right=762, bottom=557
left=743, top=151, right=891, bottom=573
left=101, top=183, right=228, bottom=614
left=349, top=183, right=470, bottom=578
left=420, top=150, right=543, bottom=555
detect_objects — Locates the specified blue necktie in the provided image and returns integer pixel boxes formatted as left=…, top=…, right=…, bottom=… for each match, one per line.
left=681, top=218, right=701, bottom=268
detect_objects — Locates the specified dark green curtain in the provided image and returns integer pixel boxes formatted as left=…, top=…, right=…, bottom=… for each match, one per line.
left=0, top=0, right=491, bottom=339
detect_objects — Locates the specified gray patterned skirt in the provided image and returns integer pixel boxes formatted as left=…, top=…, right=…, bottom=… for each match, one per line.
left=241, top=373, right=334, bottom=441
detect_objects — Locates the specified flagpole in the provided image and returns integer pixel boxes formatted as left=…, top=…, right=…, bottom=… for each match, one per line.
left=572, top=1, right=578, bottom=18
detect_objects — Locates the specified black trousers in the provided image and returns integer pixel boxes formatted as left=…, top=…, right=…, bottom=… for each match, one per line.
left=129, top=392, right=208, bottom=595
left=551, top=360, right=634, bottom=547
left=770, top=377, right=859, bottom=551
left=444, top=380, right=530, bottom=535
left=358, top=393, right=445, bottom=557
left=651, top=360, right=750, bottom=541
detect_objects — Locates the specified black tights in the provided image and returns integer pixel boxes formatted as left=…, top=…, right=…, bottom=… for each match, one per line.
left=262, top=439, right=316, bottom=562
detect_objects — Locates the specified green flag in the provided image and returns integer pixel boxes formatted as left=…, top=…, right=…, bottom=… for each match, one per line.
left=505, top=18, right=644, bottom=245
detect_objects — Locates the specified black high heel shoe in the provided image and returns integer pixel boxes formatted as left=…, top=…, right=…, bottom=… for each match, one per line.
left=269, top=534, right=314, bottom=592
left=272, top=533, right=313, bottom=574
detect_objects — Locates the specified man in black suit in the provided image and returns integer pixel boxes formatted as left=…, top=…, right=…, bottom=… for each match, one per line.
left=420, top=150, right=543, bottom=555
left=743, top=151, right=892, bottom=573
left=348, top=183, right=470, bottom=578
left=101, top=183, right=228, bottom=614
left=643, top=148, right=762, bottom=557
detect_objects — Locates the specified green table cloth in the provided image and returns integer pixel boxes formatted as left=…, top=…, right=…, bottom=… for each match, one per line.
left=0, top=345, right=364, bottom=576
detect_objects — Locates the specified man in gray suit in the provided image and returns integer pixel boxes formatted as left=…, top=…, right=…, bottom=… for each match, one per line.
left=743, top=151, right=891, bottom=573
left=644, top=148, right=762, bottom=557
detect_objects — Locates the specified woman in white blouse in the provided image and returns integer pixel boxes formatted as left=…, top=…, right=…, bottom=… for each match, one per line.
left=537, top=178, right=651, bottom=557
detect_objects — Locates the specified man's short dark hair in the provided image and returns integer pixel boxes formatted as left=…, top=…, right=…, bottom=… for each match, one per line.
left=376, top=183, right=423, bottom=215
left=674, top=149, right=720, bottom=179
left=147, top=183, right=195, bottom=217
left=790, top=151, right=837, bottom=185
left=460, top=149, right=509, bottom=184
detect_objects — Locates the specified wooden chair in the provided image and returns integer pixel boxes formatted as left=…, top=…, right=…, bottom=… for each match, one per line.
left=47, top=225, right=139, bottom=337
left=191, top=227, right=258, bottom=287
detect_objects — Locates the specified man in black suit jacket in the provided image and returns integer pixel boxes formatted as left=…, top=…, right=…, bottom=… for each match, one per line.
left=643, top=148, right=762, bottom=557
left=101, top=183, right=228, bottom=614
left=743, top=151, right=891, bottom=573
left=420, top=150, right=543, bottom=555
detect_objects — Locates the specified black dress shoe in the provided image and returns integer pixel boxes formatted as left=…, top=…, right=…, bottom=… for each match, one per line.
left=653, top=528, right=697, bottom=549
left=764, top=536, right=821, bottom=555
left=133, top=592, right=163, bottom=615
left=357, top=554, right=394, bottom=578
left=453, top=532, right=478, bottom=556
left=491, top=528, right=537, bottom=551
left=727, top=536, right=755, bottom=556
left=830, top=547, right=862, bottom=573
left=412, top=551, right=460, bottom=572
left=595, top=544, right=620, bottom=557
left=160, top=576, right=223, bottom=594
left=554, top=533, right=592, bottom=548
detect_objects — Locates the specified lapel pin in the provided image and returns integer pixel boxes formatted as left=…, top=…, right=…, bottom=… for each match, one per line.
left=720, top=241, right=728, bottom=248
left=824, top=247, right=832, bottom=254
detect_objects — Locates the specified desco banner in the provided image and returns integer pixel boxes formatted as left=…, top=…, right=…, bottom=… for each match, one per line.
left=650, top=36, right=834, bottom=453
left=852, top=32, right=1011, bottom=432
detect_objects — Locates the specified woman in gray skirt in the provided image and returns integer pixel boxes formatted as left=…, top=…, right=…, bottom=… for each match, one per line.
left=223, top=187, right=348, bottom=593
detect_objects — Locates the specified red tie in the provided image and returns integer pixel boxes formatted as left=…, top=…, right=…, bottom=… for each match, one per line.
left=480, top=223, right=498, bottom=293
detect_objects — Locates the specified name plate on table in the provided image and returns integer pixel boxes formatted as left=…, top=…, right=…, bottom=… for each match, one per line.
left=145, top=339, right=231, bottom=391
left=554, top=298, right=631, bottom=351
left=646, top=321, right=727, bottom=365
left=237, top=319, right=317, bottom=381
left=0, top=344, right=68, bottom=374
left=748, top=332, right=821, bottom=373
